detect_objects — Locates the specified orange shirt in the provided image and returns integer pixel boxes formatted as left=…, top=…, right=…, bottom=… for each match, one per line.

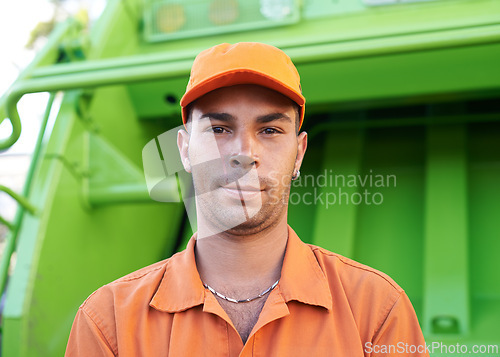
left=66, top=226, right=429, bottom=356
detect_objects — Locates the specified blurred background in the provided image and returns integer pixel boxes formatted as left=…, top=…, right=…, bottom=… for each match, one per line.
left=0, top=0, right=499, bottom=355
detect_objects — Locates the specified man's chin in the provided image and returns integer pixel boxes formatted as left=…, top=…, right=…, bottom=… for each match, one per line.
left=215, top=210, right=283, bottom=237
left=196, top=192, right=289, bottom=236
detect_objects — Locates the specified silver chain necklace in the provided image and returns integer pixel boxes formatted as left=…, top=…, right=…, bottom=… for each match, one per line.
left=203, top=279, right=280, bottom=304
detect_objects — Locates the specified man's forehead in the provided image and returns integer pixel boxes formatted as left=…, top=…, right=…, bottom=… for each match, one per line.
left=191, top=85, right=296, bottom=114
left=185, top=84, right=300, bottom=133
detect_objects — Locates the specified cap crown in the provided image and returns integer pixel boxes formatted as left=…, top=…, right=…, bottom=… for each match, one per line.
left=181, top=42, right=305, bottom=128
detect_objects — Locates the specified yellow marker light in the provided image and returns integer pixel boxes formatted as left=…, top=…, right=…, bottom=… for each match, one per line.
left=209, top=0, right=239, bottom=26
left=156, top=3, right=186, bottom=33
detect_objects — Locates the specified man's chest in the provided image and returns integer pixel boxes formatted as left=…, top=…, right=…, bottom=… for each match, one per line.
left=216, top=296, right=269, bottom=344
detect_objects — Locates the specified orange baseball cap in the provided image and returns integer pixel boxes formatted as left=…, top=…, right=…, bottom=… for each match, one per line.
left=180, top=42, right=305, bottom=129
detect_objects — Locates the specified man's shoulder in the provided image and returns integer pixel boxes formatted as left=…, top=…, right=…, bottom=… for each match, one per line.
left=108, top=258, right=168, bottom=287
left=306, top=243, right=403, bottom=296
left=80, top=250, right=184, bottom=311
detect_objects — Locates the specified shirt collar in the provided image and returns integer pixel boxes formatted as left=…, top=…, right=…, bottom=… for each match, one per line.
left=150, top=225, right=332, bottom=313
left=150, top=236, right=206, bottom=312
left=278, top=226, right=332, bottom=310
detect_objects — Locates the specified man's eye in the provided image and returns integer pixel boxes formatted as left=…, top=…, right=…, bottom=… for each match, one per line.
left=211, top=127, right=226, bottom=134
left=262, top=128, right=279, bottom=135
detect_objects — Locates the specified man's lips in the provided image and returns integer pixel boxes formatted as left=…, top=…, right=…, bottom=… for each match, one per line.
left=221, top=184, right=264, bottom=200
left=223, top=184, right=262, bottom=191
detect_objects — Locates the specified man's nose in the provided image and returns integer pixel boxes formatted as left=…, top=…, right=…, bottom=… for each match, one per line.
left=230, top=154, right=256, bottom=169
left=228, top=133, right=259, bottom=170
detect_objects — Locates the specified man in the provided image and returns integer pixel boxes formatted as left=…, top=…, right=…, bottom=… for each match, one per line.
left=66, top=42, right=429, bottom=356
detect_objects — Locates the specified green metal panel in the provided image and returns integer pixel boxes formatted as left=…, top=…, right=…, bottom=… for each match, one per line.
left=133, top=0, right=500, bottom=54
left=143, top=0, right=300, bottom=42
left=310, top=128, right=365, bottom=258
left=423, top=124, right=469, bottom=336
left=126, top=33, right=500, bottom=119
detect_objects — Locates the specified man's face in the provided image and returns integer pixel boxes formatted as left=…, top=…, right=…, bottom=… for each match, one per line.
left=178, top=84, right=307, bottom=236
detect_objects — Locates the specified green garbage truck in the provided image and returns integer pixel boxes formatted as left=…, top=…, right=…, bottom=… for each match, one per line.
left=1, top=0, right=499, bottom=355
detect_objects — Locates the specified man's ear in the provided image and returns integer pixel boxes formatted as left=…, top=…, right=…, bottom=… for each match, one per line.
left=177, top=129, right=191, bottom=173
left=294, top=131, right=308, bottom=173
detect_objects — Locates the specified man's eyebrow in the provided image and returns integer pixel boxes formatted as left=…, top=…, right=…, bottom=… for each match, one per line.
left=199, top=113, right=234, bottom=122
left=198, top=112, right=292, bottom=124
left=256, top=113, right=292, bottom=124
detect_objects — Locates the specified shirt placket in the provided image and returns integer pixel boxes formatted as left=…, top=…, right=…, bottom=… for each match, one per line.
left=239, top=288, right=290, bottom=357
left=203, top=291, right=245, bottom=356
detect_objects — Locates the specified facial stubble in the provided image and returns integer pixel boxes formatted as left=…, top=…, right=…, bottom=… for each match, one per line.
left=193, top=167, right=294, bottom=237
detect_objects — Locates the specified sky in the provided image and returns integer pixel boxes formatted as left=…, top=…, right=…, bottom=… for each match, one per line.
left=0, top=0, right=106, bottom=153
left=0, top=0, right=106, bottom=95
left=0, top=1, right=55, bottom=95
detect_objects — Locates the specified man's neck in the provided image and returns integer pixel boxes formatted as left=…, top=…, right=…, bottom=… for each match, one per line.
left=194, top=217, right=289, bottom=298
